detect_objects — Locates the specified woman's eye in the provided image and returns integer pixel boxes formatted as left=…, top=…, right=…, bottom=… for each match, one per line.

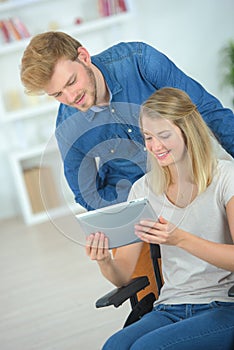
left=160, top=133, right=171, bottom=139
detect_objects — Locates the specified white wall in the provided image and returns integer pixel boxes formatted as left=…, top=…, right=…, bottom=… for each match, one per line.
left=1, top=0, right=234, bottom=221
left=127, top=0, right=234, bottom=108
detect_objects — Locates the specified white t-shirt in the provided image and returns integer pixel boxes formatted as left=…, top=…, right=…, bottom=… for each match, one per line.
left=128, top=160, right=234, bottom=304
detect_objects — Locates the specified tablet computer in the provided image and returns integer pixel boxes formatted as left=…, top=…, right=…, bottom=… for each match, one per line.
left=76, top=197, right=156, bottom=248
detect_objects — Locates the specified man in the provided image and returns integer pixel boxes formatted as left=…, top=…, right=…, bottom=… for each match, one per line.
left=20, top=31, right=234, bottom=211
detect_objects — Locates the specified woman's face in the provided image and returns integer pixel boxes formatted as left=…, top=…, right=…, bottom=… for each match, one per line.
left=142, top=115, right=186, bottom=167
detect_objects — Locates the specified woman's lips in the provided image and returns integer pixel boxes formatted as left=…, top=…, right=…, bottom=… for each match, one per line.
left=155, top=150, right=170, bottom=160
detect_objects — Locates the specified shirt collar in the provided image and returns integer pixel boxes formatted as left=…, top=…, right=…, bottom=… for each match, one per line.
left=90, top=86, right=112, bottom=113
left=91, top=56, right=122, bottom=96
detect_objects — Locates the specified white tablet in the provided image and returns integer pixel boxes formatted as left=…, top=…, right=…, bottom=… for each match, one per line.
left=76, top=198, right=156, bottom=248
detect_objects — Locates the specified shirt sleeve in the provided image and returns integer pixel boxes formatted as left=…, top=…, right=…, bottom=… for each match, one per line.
left=59, top=140, right=134, bottom=211
left=127, top=175, right=147, bottom=202
left=220, top=161, right=234, bottom=205
left=55, top=110, right=141, bottom=210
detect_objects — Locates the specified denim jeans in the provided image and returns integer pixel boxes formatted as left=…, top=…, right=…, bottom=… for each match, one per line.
left=102, top=302, right=234, bottom=350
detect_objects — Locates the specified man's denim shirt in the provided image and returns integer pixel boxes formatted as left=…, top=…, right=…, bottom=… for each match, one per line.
left=56, top=42, right=234, bottom=210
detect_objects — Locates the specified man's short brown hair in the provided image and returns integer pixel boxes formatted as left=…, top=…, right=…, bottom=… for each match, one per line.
left=20, top=31, right=82, bottom=94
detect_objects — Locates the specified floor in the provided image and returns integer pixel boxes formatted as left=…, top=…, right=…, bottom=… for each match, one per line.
left=0, top=216, right=130, bottom=350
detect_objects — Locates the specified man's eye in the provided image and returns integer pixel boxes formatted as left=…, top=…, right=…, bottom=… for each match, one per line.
left=68, top=78, right=76, bottom=86
left=144, top=136, right=152, bottom=141
left=54, top=92, right=62, bottom=98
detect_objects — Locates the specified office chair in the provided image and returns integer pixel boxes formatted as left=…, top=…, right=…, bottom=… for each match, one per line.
left=96, top=244, right=234, bottom=328
left=96, top=244, right=162, bottom=327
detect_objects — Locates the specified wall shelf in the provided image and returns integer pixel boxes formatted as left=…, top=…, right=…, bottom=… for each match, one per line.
left=1, top=100, right=58, bottom=123
left=0, top=0, right=132, bottom=224
left=0, top=0, right=45, bottom=12
left=0, top=10, right=132, bottom=56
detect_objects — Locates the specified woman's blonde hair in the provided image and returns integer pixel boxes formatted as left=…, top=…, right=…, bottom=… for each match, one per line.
left=140, top=87, right=216, bottom=195
left=20, top=31, right=82, bottom=95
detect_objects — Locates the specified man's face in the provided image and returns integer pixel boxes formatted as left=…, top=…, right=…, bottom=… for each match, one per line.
left=45, top=56, right=97, bottom=111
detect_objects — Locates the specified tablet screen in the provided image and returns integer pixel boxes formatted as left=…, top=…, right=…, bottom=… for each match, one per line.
left=76, top=198, right=156, bottom=248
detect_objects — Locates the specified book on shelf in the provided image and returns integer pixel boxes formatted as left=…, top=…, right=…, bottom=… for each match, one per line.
left=5, top=18, right=22, bottom=41
left=0, top=20, right=11, bottom=43
left=11, top=17, right=30, bottom=39
left=98, top=0, right=128, bottom=17
left=0, top=17, right=30, bottom=43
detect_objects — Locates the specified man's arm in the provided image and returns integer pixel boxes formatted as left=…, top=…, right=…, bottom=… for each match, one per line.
left=141, top=42, right=234, bottom=156
left=63, top=149, right=133, bottom=210
left=55, top=107, right=146, bottom=210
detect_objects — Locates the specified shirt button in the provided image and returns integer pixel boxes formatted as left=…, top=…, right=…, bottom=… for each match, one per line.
left=144, top=147, right=147, bottom=151
left=128, top=128, right=132, bottom=133
left=111, top=108, right=115, bottom=113
left=110, top=149, right=115, bottom=153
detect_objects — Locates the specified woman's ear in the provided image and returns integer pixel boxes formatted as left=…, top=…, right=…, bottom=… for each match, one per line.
left=77, top=46, right=91, bottom=65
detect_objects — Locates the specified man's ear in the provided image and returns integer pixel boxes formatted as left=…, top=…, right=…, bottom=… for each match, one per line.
left=77, top=46, right=91, bottom=65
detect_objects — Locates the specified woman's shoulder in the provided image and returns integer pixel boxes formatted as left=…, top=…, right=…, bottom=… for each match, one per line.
left=132, top=173, right=150, bottom=189
left=217, top=158, right=234, bottom=172
left=129, top=173, right=151, bottom=200
left=214, top=159, right=234, bottom=184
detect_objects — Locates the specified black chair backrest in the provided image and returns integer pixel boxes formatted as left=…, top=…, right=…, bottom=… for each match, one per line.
left=150, top=244, right=163, bottom=293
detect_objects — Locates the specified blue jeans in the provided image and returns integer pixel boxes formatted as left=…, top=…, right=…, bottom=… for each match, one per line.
left=102, top=302, right=234, bottom=350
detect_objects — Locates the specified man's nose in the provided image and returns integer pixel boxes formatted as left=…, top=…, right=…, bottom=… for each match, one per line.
left=64, top=88, right=77, bottom=104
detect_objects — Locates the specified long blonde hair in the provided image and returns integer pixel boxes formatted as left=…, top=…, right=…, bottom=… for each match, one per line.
left=21, top=31, right=82, bottom=95
left=140, top=87, right=216, bottom=195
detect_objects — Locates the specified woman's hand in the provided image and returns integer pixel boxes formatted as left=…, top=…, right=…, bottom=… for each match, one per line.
left=85, top=232, right=142, bottom=286
left=135, top=216, right=182, bottom=246
left=85, top=232, right=111, bottom=263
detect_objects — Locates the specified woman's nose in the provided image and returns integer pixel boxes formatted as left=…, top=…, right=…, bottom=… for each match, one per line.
left=152, top=138, right=163, bottom=151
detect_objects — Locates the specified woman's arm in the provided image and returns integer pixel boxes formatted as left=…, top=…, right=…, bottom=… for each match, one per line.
left=135, top=196, right=234, bottom=271
left=86, top=232, right=143, bottom=287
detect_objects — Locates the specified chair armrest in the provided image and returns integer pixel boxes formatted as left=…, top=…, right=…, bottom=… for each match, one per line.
left=228, top=285, right=234, bottom=297
left=95, top=276, right=150, bottom=308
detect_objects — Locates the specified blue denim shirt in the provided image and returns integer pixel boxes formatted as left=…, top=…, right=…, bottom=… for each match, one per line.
left=56, top=41, right=234, bottom=210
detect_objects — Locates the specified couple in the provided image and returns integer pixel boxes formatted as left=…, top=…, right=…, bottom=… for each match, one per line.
left=20, top=32, right=234, bottom=349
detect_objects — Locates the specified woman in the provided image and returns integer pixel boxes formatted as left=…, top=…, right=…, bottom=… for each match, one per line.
left=87, top=87, right=234, bottom=349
